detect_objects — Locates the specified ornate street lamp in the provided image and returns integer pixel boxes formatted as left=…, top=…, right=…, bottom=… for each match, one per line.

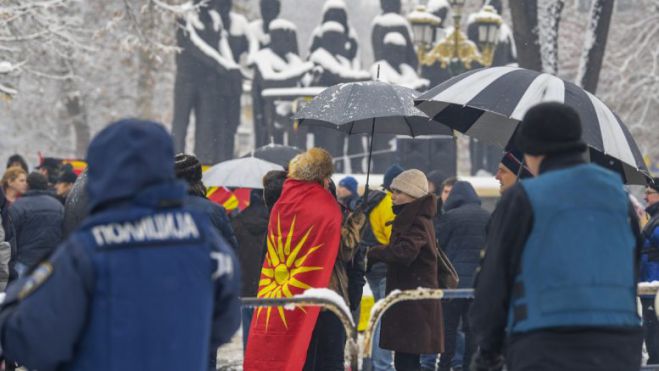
left=421, top=0, right=481, bottom=75
left=407, top=5, right=441, bottom=71
left=471, top=5, right=502, bottom=67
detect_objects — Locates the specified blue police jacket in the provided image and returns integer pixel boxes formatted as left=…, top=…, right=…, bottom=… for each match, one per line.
left=508, top=164, right=640, bottom=333
left=0, top=119, right=241, bottom=371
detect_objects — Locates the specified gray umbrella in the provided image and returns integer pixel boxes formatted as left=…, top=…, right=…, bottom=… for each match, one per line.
left=295, top=81, right=451, bottom=136
left=294, top=81, right=451, bottom=194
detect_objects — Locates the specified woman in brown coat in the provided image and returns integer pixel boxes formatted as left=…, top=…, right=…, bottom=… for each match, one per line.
left=368, top=169, right=443, bottom=371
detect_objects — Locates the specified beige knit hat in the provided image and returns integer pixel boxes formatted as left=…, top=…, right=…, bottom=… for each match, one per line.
left=390, top=169, right=428, bottom=199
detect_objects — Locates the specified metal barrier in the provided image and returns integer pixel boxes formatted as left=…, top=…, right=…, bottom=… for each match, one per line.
left=242, top=285, right=659, bottom=370
left=241, top=293, right=359, bottom=371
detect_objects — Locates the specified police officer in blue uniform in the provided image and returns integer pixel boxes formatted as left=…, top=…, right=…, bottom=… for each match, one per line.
left=0, top=119, right=241, bottom=371
left=469, top=102, right=643, bottom=371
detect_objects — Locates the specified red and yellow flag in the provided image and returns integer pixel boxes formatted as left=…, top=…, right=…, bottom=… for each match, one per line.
left=244, top=179, right=342, bottom=371
left=61, top=159, right=87, bottom=175
left=206, top=186, right=240, bottom=211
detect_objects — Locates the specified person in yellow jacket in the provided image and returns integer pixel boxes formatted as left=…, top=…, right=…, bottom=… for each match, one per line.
left=362, top=164, right=403, bottom=371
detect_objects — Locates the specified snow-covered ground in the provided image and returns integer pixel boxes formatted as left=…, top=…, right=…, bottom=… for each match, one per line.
left=216, top=330, right=244, bottom=371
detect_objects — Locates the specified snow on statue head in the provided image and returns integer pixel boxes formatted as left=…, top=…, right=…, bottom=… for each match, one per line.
left=323, top=0, right=347, bottom=13
left=384, top=32, right=406, bottom=46
left=428, top=0, right=449, bottom=27
left=320, top=21, right=346, bottom=35
left=321, top=0, right=349, bottom=35
left=483, top=0, right=502, bottom=15
left=380, top=0, right=401, bottom=14
left=270, top=19, right=296, bottom=32
left=320, top=21, right=347, bottom=56
left=260, top=0, right=281, bottom=24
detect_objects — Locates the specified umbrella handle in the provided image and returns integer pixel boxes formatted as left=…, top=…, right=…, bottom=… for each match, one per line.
left=363, top=117, right=376, bottom=202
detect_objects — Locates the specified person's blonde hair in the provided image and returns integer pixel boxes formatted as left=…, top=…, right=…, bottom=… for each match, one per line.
left=1, top=166, right=27, bottom=191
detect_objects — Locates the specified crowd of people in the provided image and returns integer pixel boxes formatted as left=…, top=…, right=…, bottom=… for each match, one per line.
left=0, top=102, right=656, bottom=371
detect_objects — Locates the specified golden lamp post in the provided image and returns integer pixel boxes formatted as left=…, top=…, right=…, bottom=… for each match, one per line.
left=408, top=0, right=502, bottom=77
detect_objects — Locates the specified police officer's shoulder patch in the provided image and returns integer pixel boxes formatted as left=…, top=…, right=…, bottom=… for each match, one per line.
left=18, top=262, right=54, bottom=300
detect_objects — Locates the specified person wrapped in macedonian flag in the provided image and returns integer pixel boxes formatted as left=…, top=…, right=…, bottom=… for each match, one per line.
left=244, top=147, right=342, bottom=371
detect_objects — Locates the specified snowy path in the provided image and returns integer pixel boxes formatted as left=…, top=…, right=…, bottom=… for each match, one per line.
left=216, top=330, right=244, bottom=370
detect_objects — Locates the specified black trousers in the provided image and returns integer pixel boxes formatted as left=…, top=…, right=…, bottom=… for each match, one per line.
left=303, top=310, right=345, bottom=371
left=643, top=297, right=659, bottom=364
left=394, top=352, right=420, bottom=371
left=438, top=299, right=476, bottom=371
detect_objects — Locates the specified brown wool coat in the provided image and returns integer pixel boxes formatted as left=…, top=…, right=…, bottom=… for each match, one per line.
left=368, top=194, right=444, bottom=354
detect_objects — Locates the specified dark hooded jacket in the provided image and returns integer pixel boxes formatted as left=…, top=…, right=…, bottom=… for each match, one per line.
left=368, top=194, right=443, bottom=354
left=9, top=190, right=64, bottom=270
left=0, top=119, right=241, bottom=371
left=437, top=181, right=490, bottom=289
left=184, top=194, right=238, bottom=250
left=232, top=190, right=269, bottom=297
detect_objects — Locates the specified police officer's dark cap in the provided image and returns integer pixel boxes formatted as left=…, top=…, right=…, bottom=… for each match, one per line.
left=515, top=102, right=587, bottom=156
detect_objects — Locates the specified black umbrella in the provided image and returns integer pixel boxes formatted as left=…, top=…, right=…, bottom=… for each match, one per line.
left=415, top=66, right=650, bottom=184
left=243, top=143, right=303, bottom=167
left=295, top=81, right=452, bottom=195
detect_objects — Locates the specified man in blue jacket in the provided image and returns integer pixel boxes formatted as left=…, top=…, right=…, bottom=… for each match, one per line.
left=0, top=119, right=241, bottom=371
left=641, top=177, right=659, bottom=364
left=9, top=172, right=64, bottom=276
left=470, top=102, right=643, bottom=371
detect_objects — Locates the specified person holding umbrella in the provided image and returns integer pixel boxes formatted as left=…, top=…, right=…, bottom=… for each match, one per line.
left=470, top=102, right=643, bottom=371
left=367, top=169, right=443, bottom=370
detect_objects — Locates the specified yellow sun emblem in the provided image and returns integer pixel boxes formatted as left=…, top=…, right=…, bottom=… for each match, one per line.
left=256, top=214, right=323, bottom=330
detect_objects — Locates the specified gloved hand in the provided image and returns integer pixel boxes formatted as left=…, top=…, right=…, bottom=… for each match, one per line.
left=470, top=349, right=504, bottom=371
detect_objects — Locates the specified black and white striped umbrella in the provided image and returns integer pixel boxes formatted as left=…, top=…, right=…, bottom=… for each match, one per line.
left=415, top=66, right=650, bottom=184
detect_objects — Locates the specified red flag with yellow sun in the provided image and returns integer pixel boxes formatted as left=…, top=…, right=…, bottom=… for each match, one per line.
left=244, top=179, right=342, bottom=371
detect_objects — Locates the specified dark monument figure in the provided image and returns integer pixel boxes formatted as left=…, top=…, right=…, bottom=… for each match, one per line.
left=370, top=0, right=419, bottom=173
left=251, top=20, right=312, bottom=147
left=171, top=0, right=248, bottom=165
left=371, top=32, right=432, bottom=175
left=172, top=0, right=231, bottom=164
left=309, top=0, right=360, bottom=64
left=308, top=0, right=364, bottom=173
left=372, top=32, right=429, bottom=91
left=248, top=0, right=286, bottom=52
left=249, top=0, right=301, bottom=148
left=215, top=0, right=250, bottom=162
left=308, top=21, right=370, bottom=173
left=371, top=0, right=418, bottom=71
